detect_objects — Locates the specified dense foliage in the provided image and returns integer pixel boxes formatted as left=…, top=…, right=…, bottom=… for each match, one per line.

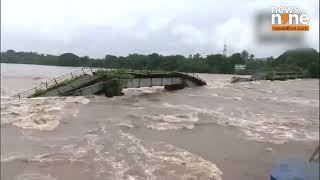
left=271, top=48, right=319, bottom=78
left=1, top=48, right=319, bottom=77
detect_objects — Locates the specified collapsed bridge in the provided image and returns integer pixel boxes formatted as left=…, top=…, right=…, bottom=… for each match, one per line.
left=12, top=68, right=206, bottom=98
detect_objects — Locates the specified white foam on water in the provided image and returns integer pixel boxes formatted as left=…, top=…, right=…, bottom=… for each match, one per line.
left=187, top=92, right=244, bottom=101
left=1, top=96, right=90, bottom=130
left=0, top=153, right=73, bottom=164
left=119, top=131, right=223, bottom=180
left=162, top=103, right=214, bottom=115
left=249, top=81, right=262, bottom=85
left=1, top=153, right=27, bottom=162
left=187, top=93, right=221, bottom=98
left=145, top=113, right=199, bottom=123
left=123, top=86, right=165, bottom=96
left=161, top=103, right=319, bottom=143
left=65, top=96, right=90, bottom=104
left=206, top=81, right=230, bottom=89
left=3, top=121, right=223, bottom=179
left=222, top=96, right=243, bottom=100
left=117, top=123, right=135, bottom=129
left=119, top=106, right=145, bottom=110
left=16, top=173, right=57, bottom=180
left=265, top=97, right=319, bottom=107
left=147, top=123, right=195, bottom=130
left=144, top=113, right=199, bottom=130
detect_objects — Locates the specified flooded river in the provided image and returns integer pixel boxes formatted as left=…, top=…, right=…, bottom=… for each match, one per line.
left=1, top=63, right=319, bottom=180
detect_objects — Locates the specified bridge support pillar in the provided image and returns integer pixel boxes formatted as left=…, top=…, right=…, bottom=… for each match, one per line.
left=164, top=84, right=185, bottom=91
left=103, top=78, right=124, bottom=97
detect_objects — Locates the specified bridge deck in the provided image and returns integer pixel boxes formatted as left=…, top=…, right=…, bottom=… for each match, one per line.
left=12, top=68, right=206, bottom=98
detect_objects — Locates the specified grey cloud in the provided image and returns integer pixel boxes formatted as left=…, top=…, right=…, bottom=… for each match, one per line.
left=1, top=0, right=319, bottom=58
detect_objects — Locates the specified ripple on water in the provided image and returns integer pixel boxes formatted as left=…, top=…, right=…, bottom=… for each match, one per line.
left=144, top=113, right=199, bottom=130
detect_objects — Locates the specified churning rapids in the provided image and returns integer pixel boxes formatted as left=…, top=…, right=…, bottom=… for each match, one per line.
left=1, top=63, right=319, bottom=180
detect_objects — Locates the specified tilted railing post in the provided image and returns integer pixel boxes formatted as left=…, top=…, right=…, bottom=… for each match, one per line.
left=13, top=67, right=101, bottom=99
left=309, top=146, right=320, bottom=162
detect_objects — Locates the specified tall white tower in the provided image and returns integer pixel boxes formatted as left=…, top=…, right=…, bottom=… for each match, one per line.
left=223, top=40, right=227, bottom=57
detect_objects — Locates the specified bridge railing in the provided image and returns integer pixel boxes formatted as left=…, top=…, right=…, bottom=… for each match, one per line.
left=11, top=67, right=94, bottom=99
left=10, top=68, right=152, bottom=99
left=178, top=72, right=206, bottom=84
left=121, top=69, right=206, bottom=84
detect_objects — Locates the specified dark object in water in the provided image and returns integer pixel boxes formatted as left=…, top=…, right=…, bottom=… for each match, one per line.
left=265, top=72, right=304, bottom=81
left=270, top=159, right=319, bottom=180
left=231, top=71, right=304, bottom=83
left=32, top=77, right=42, bottom=80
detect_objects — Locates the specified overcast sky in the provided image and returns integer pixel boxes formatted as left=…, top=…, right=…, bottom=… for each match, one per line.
left=1, top=0, right=319, bottom=58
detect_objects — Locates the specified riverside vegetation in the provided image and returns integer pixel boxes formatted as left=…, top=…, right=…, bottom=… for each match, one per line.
left=1, top=48, right=319, bottom=78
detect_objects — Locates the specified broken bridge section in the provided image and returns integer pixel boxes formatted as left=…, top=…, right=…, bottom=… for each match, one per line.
left=12, top=68, right=207, bottom=98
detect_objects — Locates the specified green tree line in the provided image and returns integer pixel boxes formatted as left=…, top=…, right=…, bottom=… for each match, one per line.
left=1, top=48, right=319, bottom=77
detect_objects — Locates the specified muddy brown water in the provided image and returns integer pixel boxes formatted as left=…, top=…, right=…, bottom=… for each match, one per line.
left=1, top=63, right=319, bottom=180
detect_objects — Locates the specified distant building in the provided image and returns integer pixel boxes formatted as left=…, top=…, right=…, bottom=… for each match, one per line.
left=255, top=58, right=268, bottom=61
left=234, top=64, right=246, bottom=71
